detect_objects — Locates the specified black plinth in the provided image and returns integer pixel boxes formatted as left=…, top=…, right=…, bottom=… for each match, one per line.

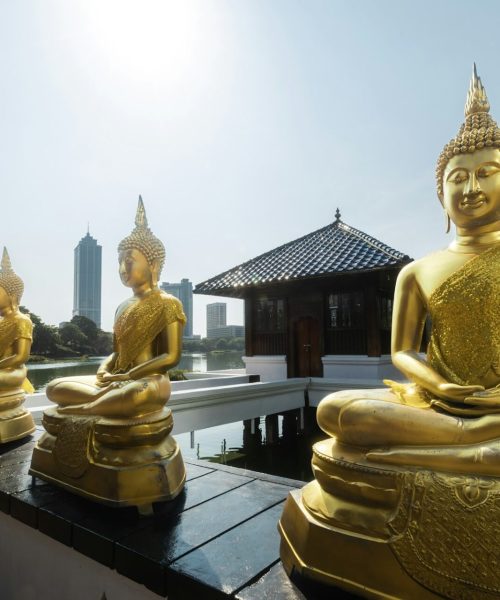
left=0, top=428, right=354, bottom=599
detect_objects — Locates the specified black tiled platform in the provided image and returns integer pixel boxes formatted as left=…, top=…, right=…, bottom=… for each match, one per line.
left=0, top=428, right=356, bottom=599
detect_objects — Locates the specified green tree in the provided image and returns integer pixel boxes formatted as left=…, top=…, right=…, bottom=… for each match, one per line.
left=215, top=338, right=228, bottom=351
left=60, top=323, right=89, bottom=352
left=226, top=337, right=245, bottom=351
left=20, top=306, right=62, bottom=356
left=182, top=339, right=196, bottom=352
left=71, top=315, right=99, bottom=345
left=205, top=337, right=219, bottom=352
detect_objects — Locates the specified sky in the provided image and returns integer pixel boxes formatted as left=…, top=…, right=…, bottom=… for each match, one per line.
left=1, top=0, right=500, bottom=334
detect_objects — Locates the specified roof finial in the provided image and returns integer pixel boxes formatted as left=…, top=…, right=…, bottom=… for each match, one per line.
left=135, top=195, right=148, bottom=228
left=465, top=63, right=490, bottom=118
left=87, top=221, right=90, bottom=235
left=335, top=208, right=341, bottom=223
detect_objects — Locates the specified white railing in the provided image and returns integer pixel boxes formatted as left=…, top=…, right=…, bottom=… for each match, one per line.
left=26, top=375, right=406, bottom=434
left=26, top=378, right=307, bottom=435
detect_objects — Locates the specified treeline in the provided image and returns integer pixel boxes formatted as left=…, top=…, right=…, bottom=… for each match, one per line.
left=182, top=337, right=245, bottom=353
left=18, top=306, right=243, bottom=359
left=20, top=308, right=113, bottom=359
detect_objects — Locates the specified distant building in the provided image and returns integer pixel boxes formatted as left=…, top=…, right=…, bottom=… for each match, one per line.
left=160, top=278, right=193, bottom=337
left=207, top=325, right=245, bottom=339
left=206, top=302, right=227, bottom=337
left=73, top=231, right=102, bottom=328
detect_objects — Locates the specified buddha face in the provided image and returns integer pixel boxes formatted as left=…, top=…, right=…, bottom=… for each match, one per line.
left=443, top=147, right=500, bottom=230
left=119, top=248, right=153, bottom=289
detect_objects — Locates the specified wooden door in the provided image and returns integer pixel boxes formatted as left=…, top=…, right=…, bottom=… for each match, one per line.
left=294, top=317, right=322, bottom=377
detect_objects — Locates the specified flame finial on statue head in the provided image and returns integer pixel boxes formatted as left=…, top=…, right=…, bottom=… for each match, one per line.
left=1, top=247, right=13, bottom=273
left=435, top=65, right=500, bottom=200
left=465, top=63, right=490, bottom=118
left=118, top=196, right=166, bottom=275
left=0, top=247, right=24, bottom=305
left=135, top=195, right=148, bottom=228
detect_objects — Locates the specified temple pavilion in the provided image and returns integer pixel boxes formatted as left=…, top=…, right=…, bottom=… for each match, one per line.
left=194, top=210, right=411, bottom=380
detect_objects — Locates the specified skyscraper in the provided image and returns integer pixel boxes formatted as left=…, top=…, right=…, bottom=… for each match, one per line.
left=206, top=302, right=227, bottom=337
left=73, top=230, right=102, bottom=327
left=160, top=278, right=193, bottom=337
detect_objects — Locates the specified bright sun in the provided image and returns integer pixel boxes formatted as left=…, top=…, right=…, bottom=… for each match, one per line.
left=77, top=0, right=202, bottom=84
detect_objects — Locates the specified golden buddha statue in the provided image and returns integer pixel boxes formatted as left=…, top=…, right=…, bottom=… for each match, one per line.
left=30, top=198, right=187, bottom=513
left=0, top=247, right=35, bottom=443
left=279, top=66, right=500, bottom=599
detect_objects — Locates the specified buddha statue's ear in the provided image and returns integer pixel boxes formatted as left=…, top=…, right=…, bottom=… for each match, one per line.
left=438, top=174, right=450, bottom=232
left=150, top=258, right=161, bottom=287
left=4, top=291, right=17, bottom=311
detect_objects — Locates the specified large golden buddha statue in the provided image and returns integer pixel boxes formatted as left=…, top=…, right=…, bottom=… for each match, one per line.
left=279, top=66, right=500, bottom=599
left=30, top=198, right=187, bottom=512
left=0, top=248, right=35, bottom=443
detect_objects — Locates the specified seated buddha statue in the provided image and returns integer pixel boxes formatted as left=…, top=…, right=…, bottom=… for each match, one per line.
left=317, top=66, right=500, bottom=471
left=279, top=67, right=500, bottom=599
left=0, top=247, right=35, bottom=443
left=31, top=198, right=187, bottom=511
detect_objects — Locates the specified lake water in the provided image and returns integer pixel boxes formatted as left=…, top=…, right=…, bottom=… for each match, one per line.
left=177, top=351, right=245, bottom=373
left=27, top=352, right=245, bottom=392
left=27, top=357, right=104, bottom=392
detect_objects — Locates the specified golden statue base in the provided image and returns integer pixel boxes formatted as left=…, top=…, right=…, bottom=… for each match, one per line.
left=0, top=390, right=35, bottom=444
left=30, top=406, right=185, bottom=510
left=279, top=438, right=500, bottom=600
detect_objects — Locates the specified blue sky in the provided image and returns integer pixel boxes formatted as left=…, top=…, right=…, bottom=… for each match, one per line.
left=1, top=0, right=499, bottom=333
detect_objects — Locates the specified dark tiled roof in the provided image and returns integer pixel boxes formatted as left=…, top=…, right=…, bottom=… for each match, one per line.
left=195, top=218, right=411, bottom=296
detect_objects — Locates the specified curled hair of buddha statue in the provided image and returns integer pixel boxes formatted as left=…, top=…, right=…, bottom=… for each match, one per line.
left=0, top=247, right=24, bottom=306
left=118, top=196, right=166, bottom=275
left=436, top=64, right=500, bottom=201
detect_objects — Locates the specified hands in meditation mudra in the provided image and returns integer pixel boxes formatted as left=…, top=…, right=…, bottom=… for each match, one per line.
left=279, top=67, right=500, bottom=599
left=30, top=198, right=187, bottom=511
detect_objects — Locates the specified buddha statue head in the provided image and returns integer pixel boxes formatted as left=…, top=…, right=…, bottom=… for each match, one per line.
left=0, top=248, right=24, bottom=312
left=436, top=65, right=500, bottom=231
left=117, top=196, right=166, bottom=289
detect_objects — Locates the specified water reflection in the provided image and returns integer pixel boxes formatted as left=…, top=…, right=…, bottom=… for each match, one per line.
left=177, top=351, right=244, bottom=372
left=176, top=409, right=324, bottom=482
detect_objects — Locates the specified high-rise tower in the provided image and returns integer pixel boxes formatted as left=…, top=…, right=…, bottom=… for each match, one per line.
left=160, top=278, right=193, bottom=337
left=206, top=302, right=227, bottom=337
left=73, top=230, right=102, bottom=327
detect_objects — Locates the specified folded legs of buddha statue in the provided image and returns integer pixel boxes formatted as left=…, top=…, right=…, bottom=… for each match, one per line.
left=0, top=248, right=35, bottom=444
left=279, top=66, right=500, bottom=600
left=30, top=199, right=186, bottom=512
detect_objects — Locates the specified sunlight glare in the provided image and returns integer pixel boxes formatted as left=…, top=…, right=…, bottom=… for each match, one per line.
left=79, top=0, right=202, bottom=84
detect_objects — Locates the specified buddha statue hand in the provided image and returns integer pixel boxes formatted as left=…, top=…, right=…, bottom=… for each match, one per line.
left=436, top=382, right=484, bottom=403
left=464, top=385, right=500, bottom=407
left=429, top=385, right=500, bottom=416
left=99, top=372, right=131, bottom=384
